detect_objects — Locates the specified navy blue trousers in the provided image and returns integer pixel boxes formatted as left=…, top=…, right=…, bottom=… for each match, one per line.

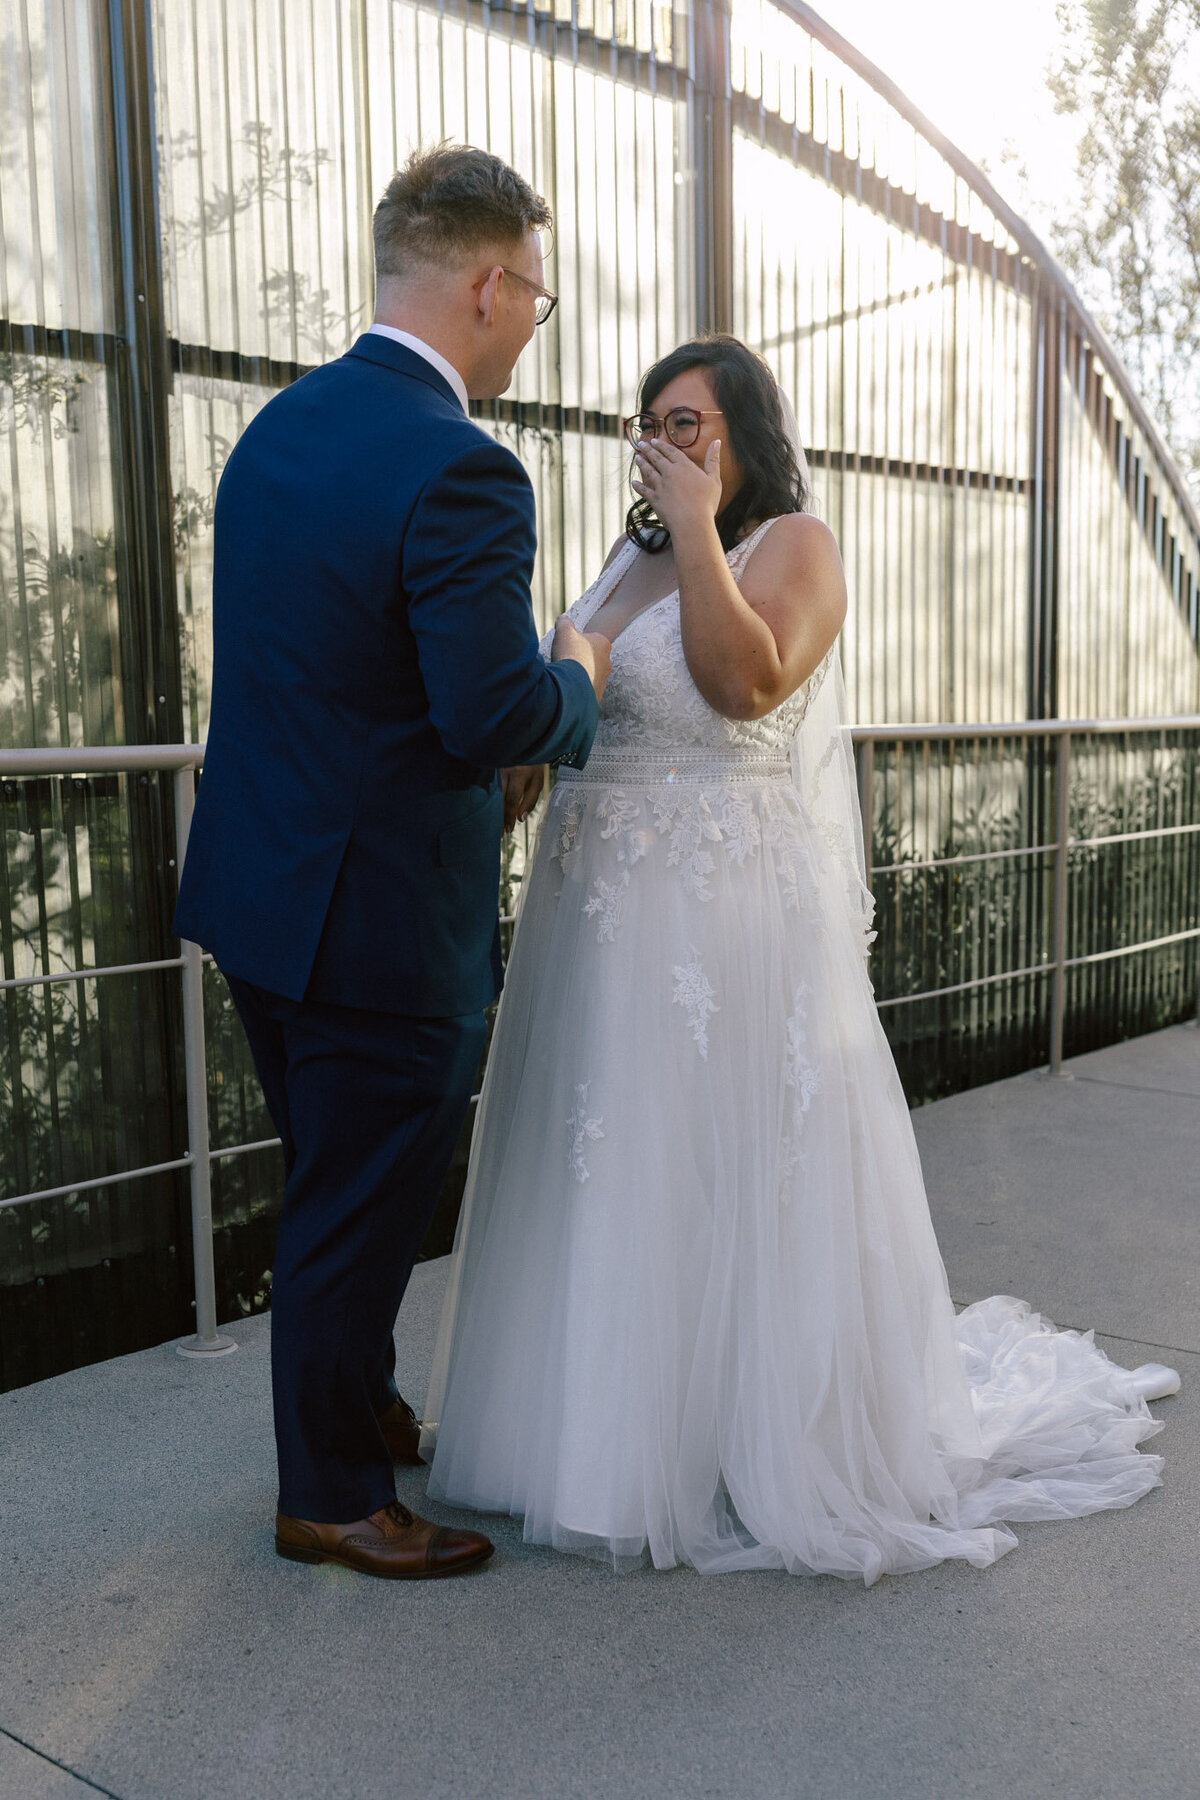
left=225, top=976, right=486, bottom=1522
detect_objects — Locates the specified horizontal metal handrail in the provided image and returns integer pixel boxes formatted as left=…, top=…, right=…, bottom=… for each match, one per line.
left=0, top=745, right=204, bottom=775
left=0, top=955, right=186, bottom=993
left=875, top=963, right=1055, bottom=1009
left=875, top=929, right=1200, bottom=1012
left=208, top=1137, right=282, bottom=1163
left=0, top=1155, right=195, bottom=1211
left=1068, top=822, right=1200, bottom=851
left=850, top=715, right=1200, bottom=742
left=872, top=844, right=1051, bottom=875
left=871, top=819, right=1200, bottom=878
left=1065, top=927, right=1200, bottom=969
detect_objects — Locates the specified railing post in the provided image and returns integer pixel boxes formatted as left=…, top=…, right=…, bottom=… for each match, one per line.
left=172, top=762, right=236, bottom=1357
left=857, top=735, right=875, bottom=891
left=692, top=0, right=734, bottom=335
left=1048, top=730, right=1073, bottom=1078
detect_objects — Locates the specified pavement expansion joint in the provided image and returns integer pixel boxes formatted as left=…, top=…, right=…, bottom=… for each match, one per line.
left=1069, top=1074, right=1200, bottom=1102
left=950, top=1300, right=1199, bottom=1363
left=0, top=1725, right=127, bottom=1800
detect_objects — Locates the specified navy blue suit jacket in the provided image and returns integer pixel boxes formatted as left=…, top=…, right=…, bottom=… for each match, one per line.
left=173, top=333, right=598, bottom=1014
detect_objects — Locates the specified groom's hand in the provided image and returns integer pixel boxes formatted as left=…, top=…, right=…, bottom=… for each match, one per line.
left=501, top=765, right=546, bottom=833
left=551, top=617, right=611, bottom=703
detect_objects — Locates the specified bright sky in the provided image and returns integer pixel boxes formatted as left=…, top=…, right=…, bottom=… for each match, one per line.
left=817, top=0, right=1084, bottom=240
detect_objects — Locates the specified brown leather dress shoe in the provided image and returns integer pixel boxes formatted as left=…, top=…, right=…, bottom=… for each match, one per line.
left=275, top=1499, right=493, bottom=1579
left=377, top=1394, right=423, bottom=1465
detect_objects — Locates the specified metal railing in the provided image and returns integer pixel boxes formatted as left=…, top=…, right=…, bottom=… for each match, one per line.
left=852, top=716, right=1200, bottom=1074
left=0, top=745, right=236, bottom=1358
left=2, top=720, right=1198, bottom=1347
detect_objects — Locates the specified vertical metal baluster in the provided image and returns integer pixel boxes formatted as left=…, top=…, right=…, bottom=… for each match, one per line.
left=987, top=240, right=998, bottom=723
left=846, top=98, right=859, bottom=700
left=611, top=17, right=623, bottom=441
left=944, top=210, right=958, bottom=727
left=570, top=59, right=587, bottom=587
left=173, top=764, right=235, bottom=1357
left=1048, top=729, right=1072, bottom=1078
left=857, top=734, right=874, bottom=894
left=1195, top=737, right=1200, bottom=1024
left=961, top=200, right=973, bottom=726
left=881, top=137, right=895, bottom=717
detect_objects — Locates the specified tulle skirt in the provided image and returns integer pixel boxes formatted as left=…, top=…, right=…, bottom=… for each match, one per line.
left=422, top=767, right=1165, bottom=1582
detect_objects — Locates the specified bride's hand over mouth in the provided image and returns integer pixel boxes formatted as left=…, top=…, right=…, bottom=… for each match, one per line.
left=632, top=435, right=723, bottom=540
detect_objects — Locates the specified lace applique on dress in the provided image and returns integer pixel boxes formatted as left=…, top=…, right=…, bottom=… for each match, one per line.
left=651, top=791, right=724, bottom=899
left=566, top=1082, right=604, bottom=1183
left=583, top=871, right=629, bottom=943
left=711, top=788, right=761, bottom=866
left=760, top=788, right=819, bottom=915
left=779, top=982, right=820, bottom=1199
left=553, top=792, right=585, bottom=874
left=671, top=949, right=719, bottom=1059
left=596, top=790, right=651, bottom=866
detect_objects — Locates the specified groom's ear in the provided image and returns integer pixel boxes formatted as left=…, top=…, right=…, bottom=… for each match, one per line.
left=476, top=264, right=504, bottom=325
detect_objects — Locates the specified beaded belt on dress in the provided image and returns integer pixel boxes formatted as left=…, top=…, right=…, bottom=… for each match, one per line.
left=556, top=747, right=791, bottom=785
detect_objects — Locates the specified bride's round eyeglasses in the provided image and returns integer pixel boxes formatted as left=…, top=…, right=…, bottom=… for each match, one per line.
left=623, top=407, right=724, bottom=449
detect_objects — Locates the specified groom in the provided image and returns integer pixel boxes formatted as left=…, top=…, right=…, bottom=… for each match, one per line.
left=174, top=144, right=610, bottom=1579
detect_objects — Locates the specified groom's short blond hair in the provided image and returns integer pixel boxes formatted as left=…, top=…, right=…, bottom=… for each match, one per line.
left=373, top=143, right=551, bottom=279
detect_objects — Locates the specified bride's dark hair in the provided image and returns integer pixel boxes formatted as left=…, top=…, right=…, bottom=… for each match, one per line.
left=625, top=333, right=810, bottom=554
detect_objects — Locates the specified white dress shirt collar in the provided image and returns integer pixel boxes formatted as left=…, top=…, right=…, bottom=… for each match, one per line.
left=366, top=324, right=469, bottom=415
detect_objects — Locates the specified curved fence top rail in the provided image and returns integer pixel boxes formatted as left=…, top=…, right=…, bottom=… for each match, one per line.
left=783, top=0, right=1200, bottom=550
left=2, top=719, right=1199, bottom=780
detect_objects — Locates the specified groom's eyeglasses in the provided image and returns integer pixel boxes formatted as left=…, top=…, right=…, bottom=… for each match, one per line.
left=623, top=407, right=725, bottom=450
left=501, top=266, right=558, bottom=325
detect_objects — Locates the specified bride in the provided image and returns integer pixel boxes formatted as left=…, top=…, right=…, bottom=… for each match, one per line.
left=420, top=333, right=1177, bottom=1582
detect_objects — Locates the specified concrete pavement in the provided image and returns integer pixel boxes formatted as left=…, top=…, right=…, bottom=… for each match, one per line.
left=2, top=1024, right=1197, bottom=1800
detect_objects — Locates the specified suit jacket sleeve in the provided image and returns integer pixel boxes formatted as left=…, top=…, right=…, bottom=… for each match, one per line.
left=404, top=438, right=599, bottom=770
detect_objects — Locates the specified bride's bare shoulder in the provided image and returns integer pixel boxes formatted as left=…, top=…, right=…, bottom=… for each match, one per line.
left=753, top=512, right=840, bottom=563
left=740, top=514, right=847, bottom=641
left=747, top=513, right=844, bottom=588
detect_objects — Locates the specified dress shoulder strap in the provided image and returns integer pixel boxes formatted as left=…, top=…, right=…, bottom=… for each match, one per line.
left=573, top=536, right=639, bottom=632
left=727, top=515, right=784, bottom=579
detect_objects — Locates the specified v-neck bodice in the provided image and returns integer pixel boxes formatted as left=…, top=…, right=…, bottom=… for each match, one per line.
left=540, top=519, right=834, bottom=761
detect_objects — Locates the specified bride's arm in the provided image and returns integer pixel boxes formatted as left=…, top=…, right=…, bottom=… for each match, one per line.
left=632, top=437, right=846, bottom=722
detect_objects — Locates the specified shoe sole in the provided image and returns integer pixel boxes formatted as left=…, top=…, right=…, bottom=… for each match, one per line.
left=275, top=1537, right=495, bottom=1579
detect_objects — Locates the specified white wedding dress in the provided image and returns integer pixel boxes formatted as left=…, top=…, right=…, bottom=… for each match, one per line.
left=422, top=519, right=1173, bottom=1582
